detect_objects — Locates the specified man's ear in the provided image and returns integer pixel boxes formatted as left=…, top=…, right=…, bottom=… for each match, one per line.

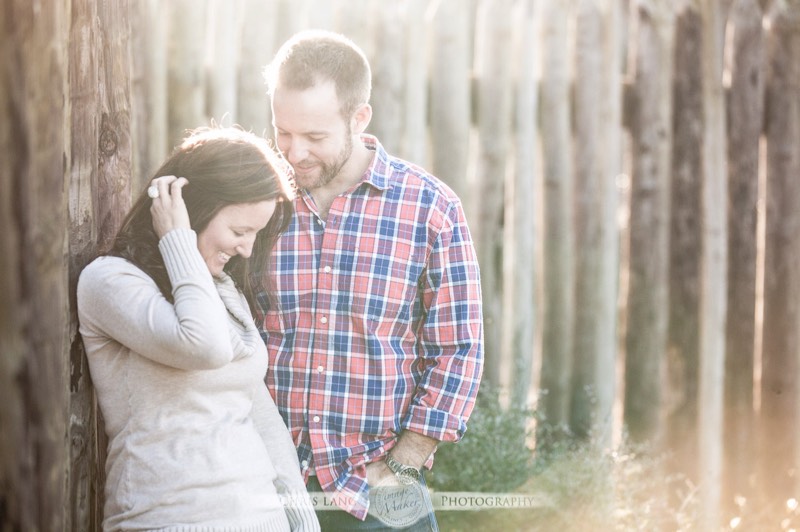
left=351, top=103, right=372, bottom=134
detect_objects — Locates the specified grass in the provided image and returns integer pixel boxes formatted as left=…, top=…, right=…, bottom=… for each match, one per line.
left=426, top=386, right=800, bottom=530
left=432, top=436, right=800, bottom=531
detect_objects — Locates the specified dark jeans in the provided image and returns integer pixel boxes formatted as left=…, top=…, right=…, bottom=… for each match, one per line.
left=307, top=475, right=439, bottom=532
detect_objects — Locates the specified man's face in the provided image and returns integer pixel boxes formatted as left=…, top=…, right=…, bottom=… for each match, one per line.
left=271, top=80, right=353, bottom=191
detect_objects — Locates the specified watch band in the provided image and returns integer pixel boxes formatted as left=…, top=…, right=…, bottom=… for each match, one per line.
left=385, top=453, right=421, bottom=485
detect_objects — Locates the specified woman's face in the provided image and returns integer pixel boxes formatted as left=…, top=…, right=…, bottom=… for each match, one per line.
left=197, top=200, right=276, bottom=277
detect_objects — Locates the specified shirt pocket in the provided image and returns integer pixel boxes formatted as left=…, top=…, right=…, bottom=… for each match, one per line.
left=350, top=259, right=423, bottom=336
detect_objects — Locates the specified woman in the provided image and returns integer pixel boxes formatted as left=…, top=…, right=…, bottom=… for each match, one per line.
left=77, top=127, right=319, bottom=531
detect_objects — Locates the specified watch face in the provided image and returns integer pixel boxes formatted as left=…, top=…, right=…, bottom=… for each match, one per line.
left=398, top=467, right=420, bottom=485
left=385, top=454, right=421, bottom=485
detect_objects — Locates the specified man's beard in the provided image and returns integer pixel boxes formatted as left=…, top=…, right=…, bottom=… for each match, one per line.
left=296, top=129, right=353, bottom=191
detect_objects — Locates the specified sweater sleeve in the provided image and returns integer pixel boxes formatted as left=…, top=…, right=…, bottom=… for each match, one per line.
left=77, top=229, right=235, bottom=370
left=251, top=387, right=320, bottom=532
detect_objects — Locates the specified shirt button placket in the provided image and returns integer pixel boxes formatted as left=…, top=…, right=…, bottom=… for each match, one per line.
left=310, top=212, right=336, bottom=463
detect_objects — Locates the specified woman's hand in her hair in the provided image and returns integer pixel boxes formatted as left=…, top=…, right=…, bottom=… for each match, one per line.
left=149, top=175, right=191, bottom=239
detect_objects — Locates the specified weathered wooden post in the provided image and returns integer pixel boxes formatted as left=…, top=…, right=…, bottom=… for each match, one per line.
left=370, top=1, right=407, bottom=154
left=537, top=0, right=575, bottom=441
left=207, top=0, right=244, bottom=126
left=68, top=2, right=135, bottom=530
left=131, top=0, right=169, bottom=187
left=67, top=2, right=102, bottom=529
left=167, top=0, right=208, bottom=148
left=761, top=0, right=800, bottom=507
left=428, top=0, right=472, bottom=204
left=504, top=0, right=538, bottom=409
left=666, top=0, right=703, bottom=483
left=472, top=0, right=515, bottom=389
left=570, top=0, right=623, bottom=446
left=238, top=0, right=279, bottom=137
left=724, top=0, right=764, bottom=511
left=624, top=0, right=675, bottom=445
left=1, top=1, right=70, bottom=530
left=697, top=0, right=732, bottom=528
left=400, top=0, right=430, bottom=165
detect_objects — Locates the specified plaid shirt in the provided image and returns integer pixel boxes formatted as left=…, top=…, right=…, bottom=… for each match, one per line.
left=255, top=135, right=483, bottom=519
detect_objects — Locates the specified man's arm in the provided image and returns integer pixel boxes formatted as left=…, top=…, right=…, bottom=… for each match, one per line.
left=369, top=198, right=483, bottom=487
left=402, top=199, right=484, bottom=443
left=366, top=431, right=438, bottom=487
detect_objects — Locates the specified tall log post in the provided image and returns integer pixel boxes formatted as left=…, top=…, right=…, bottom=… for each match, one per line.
left=472, top=0, right=514, bottom=389
left=167, top=0, right=208, bottom=148
left=370, top=1, right=406, bottom=154
left=761, top=0, right=800, bottom=507
left=537, top=0, right=575, bottom=442
left=67, top=1, right=101, bottom=529
left=400, top=0, right=431, bottom=165
left=724, top=0, right=764, bottom=513
left=238, top=0, right=279, bottom=137
left=68, top=2, right=135, bottom=530
left=570, top=0, right=623, bottom=446
left=0, top=1, right=70, bottom=530
left=207, top=0, right=244, bottom=125
left=623, top=0, right=675, bottom=444
left=428, top=0, right=472, bottom=205
left=504, top=0, right=538, bottom=409
left=666, top=0, right=703, bottom=483
left=697, top=0, right=732, bottom=528
left=131, top=0, right=168, bottom=186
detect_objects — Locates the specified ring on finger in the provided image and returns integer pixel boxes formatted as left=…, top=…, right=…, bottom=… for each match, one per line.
left=147, top=185, right=160, bottom=199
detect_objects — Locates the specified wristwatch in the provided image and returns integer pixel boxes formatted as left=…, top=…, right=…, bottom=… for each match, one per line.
left=384, top=453, right=421, bottom=485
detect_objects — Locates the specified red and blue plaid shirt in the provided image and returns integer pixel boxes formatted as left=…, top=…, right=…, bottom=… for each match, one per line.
left=255, top=135, right=483, bottom=519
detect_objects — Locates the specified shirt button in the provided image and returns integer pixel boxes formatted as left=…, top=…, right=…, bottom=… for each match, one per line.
left=323, top=265, right=332, bottom=273
left=313, top=415, right=320, bottom=423
left=301, top=460, right=309, bottom=468
left=317, top=365, right=324, bottom=373
left=320, top=316, right=328, bottom=324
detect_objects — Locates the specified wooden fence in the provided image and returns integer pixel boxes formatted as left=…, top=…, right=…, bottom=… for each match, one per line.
left=2, top=0, right=799, bottom=529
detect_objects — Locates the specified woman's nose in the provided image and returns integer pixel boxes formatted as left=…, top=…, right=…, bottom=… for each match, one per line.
left=236, top=236, right=255, bottom=258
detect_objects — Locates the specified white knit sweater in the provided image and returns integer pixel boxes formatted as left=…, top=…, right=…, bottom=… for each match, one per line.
left=77, top=229, right=319, bottom=532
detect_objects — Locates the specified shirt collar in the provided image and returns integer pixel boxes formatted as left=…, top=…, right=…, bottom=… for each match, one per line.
left=359, top=134, right=391, bottom=191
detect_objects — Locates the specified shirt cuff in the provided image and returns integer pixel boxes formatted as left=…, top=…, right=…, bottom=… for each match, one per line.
left=403, top=404, right=467, bottom=443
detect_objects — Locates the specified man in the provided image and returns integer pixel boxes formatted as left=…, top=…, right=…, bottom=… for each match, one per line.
left=256, top=30, right=483, bottom=531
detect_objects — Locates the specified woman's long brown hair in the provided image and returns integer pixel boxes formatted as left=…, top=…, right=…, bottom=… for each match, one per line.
left=106, top=126, right=294, bottom=314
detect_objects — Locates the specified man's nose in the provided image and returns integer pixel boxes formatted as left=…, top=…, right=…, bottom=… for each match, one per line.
left=283, top=138, right=309, bottom=164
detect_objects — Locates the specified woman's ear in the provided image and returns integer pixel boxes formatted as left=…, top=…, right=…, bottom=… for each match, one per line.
left=351, top=103, right=372, bottom=135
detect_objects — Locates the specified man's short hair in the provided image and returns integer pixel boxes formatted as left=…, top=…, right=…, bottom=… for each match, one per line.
left=265, top=29, right=372, bottom=119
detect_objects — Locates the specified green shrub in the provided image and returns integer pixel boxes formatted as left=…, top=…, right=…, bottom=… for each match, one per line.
left=431, top=403, right=800, bottom=530
left=428, top=384, right=535, bottom=492
left=524, top=434, right=699, bottom=531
